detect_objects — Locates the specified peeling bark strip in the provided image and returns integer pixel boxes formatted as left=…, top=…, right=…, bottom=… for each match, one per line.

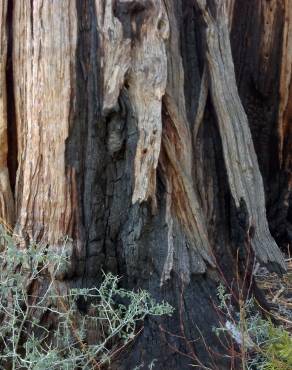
left=0, top=0, right=14, bottom=226
left=97, top=0, right=169, bottom=208
left=13, top=1, right=77, bottom=244
left=196, top=0, right=286, bottom=271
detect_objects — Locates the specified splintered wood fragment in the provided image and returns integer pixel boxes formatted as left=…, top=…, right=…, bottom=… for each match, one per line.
left=197, top=0, right=286, bottom=272
left=96, top=0, right=131, bottom=113
left=98, top=1, right=168, bottom=209
left=13, top=1, right=77, bottom=245
left=129, top=1, right=169, bottom=208
left=0, top=0, right=14, bottom=226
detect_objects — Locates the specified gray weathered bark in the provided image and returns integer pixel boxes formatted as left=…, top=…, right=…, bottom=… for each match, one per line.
left=0, top=0, right=291, bottom=368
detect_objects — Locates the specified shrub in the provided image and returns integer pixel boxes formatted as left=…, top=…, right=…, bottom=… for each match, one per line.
left=0, top=225, right=173, bottom=369
left=214, top=284, right=292, bottom=370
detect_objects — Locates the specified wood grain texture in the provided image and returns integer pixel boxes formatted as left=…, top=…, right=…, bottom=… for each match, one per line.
left=158, top=1, right=216, bottom=280
left=0, top=0, right=14, bottom=225
left=13, top=1, right=77, bottom=245
left=226, top=0, right=235, bottom=30
left=96, top=0, right=131, bottom=113
left=127, top=1, right=168, bottom=208
left=97, top=1, right=168, bottom=209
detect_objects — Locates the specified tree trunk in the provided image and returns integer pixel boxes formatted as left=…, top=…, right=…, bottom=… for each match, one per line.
left=0, top=0, right=291, bottom=369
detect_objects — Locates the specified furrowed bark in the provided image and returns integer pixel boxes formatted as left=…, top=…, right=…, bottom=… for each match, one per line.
left=0, top=0, right=14, bottom=226
left=0, top=0, right=289, bottom=369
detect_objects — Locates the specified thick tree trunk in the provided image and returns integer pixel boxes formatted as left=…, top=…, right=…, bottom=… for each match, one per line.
left=0, top=1, right=291, bottom=369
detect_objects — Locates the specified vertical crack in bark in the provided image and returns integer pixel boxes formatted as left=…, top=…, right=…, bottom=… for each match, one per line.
left=0, top=0, right=14, bottom=226
left=6, top=0, right=18, bottom=198
left=196, top=0, right=286, bottom=272
left=66, top=0, right=107, bottom=283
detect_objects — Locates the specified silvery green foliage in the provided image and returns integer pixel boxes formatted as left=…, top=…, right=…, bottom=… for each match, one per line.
left=214, top=284, right=292, bottom=370
left=0, top=226, right=173, bottom=369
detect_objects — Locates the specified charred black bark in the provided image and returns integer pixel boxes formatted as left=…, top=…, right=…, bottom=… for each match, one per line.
left=62, top=1, right=289, bottom=369
left=63, top=1, right=271, bottom=369
left=2, top=0, right=289, bottom=369
left=66, top=0, right=107, bottom=284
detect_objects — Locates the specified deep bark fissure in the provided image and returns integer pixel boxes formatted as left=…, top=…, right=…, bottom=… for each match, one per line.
left=65, top=0, right=107, bottom=285
left=6, top=0, right=17, bottom=197
left=0, top=0, right=14, bottom=225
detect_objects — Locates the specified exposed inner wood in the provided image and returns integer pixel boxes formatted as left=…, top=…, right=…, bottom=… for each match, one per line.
left=126, top=1, right=169, bottom=208
left=96, top=0, right=131, bottom=113
left=98, top=0, right=169, bottom=209
left=159, top=0, right=216, bottom=277
left=12, top=1, right=78, bottom=244
left=0, top=0, right=14, bottom=226
left=226, top=0, right=235, bottom=30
